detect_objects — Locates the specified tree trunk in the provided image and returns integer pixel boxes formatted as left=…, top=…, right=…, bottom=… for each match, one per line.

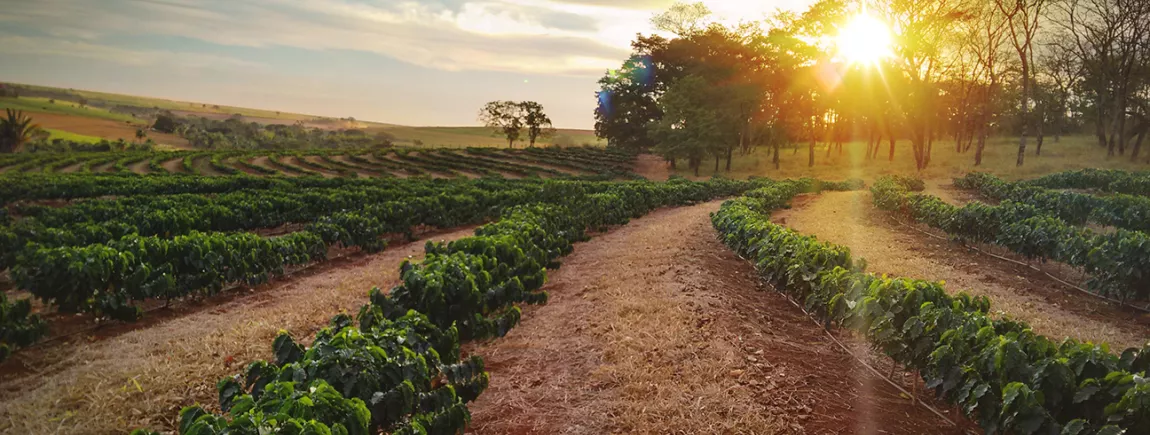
left=809, top=137, right=815, bottom=167
left=508, top=138, right=514, bottom=149
left=1017, top=64, right=1029, bottom=166
left=925, top=135, right=933, bottom=168
left=874, top=132, right=883, bottom=159
left=975, top=127, right=987, bottom=166
left=725, top=144, right=733, bottom=171
left=669, top=158, right=676, bottom=169
left=713, top=154, right=719, bottom=173
left=1131, top=127, right=1146, bottom=161
left=888, top=137, right=896, bottom=162
left=1116, top=95, right=1129, bottom=156
left=1095, top=101, right=1110, bottom=148
left=773, top=143, right=780, bottom=170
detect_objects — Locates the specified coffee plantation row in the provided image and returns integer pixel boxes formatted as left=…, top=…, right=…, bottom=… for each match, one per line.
left=1025, top=169, right=1150, bottom=197
left=713, top=180, right=1149, bottom=435
left=0, top=146, right=637, bottom=180
left=872, top=176, right=1150, bottom=302
left=955, top=172, right=1150, bottom=234
left=119, top=177, right=770, bottom=434
left=0, top=176, right=760, bottom=361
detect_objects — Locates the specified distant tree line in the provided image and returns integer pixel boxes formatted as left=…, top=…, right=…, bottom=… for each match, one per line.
left=152, top=112, right=393, bottom=150
left=478, top=101, right=555, bottom=148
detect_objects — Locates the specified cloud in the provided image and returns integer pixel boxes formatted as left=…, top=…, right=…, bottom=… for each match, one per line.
left=0, top=35, right=263, bottom=70
left=0, top=0, right=636, bottom=75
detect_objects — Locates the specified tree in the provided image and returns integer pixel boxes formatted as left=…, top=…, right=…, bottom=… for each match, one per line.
left=650, top=1, right=712, bottom=36
left=519, top=101, right=554, bottom=147
left=1053, top=0, right=1150, bottom=157
left=870, top=0, right=968, bottom=170
left=478, top=101, right=525, bottom=148
left=595, top=55, right=663, bottom=152
left=77, top=97, right=88, bottom=108
left=153, top=112, right=179, bottom=133
left=0, top=109, right=41, bottom=153
left=649, top=75, right=725, bottom=176
left=135, top=128, right=148, bottom=143
left=995, top=0, right=1047, bottom=166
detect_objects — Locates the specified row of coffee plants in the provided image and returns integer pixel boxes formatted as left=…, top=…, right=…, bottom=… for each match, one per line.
left=1026, top=169, right=1150, bottom=197
left=956, top=173, right=1150, bottom=233
left=713, top=182, right=1149, bottom=435
left=0, top=146, right=631, bottom=179
left=466, top=147, right=637, bottom=178
left=8, top=180, right=547, bottom=319
left=434, top=150, right=565, bottom=177
left=873, top=176, right=1150, bottom=302
left=130, top=176, right=765, bottom=434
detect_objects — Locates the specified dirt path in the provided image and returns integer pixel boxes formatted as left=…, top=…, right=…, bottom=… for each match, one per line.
left=465, top=201, right=967, bottom=435
left=775, top=191, right=1150, bottom=350
left=0, top=228, right=478, bottom=434
left=923, top=179, right=984, bottom=206
left=634, top=153, right=672, bottom=180
left=160, top=157, right=185, bottom=174
left=128, top=158, right=152, bottom=175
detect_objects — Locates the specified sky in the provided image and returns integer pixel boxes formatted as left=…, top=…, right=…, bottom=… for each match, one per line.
left=0, top=0, right=813, bottom=128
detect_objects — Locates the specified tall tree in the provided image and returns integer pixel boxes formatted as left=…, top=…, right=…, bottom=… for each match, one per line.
left=478, top=101, right=525, bottom=148
left=519, top=101, right=554, bottom=147
left=995, top=0, right=1047, bottom=166
left=871, top=0, right=967, bottom=170
left=649, top=75, right=728, bottom=176
left=0, top=109, right=40, bottom=153
left=594, top=55, right=662, bottom=152
left=1053, top=0, right=1150, bottom=156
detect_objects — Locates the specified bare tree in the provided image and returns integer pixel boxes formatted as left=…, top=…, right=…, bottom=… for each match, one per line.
left=995, top=0, right=1046, bottom=166
left=1054, top=0, right=1150, bottom=157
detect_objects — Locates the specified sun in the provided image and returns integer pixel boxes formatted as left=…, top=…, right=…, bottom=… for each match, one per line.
left=836, top=13, right=893, bottom=66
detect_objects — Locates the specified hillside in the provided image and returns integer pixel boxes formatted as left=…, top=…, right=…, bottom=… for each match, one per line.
left=0, top=82, right=604, bottom=149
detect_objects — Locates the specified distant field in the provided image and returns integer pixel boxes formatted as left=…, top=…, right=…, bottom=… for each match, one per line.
left=14, top=83, right=316, bottom=122
left=4, top=83, right=604, bottom=149
left=44, top=128, right=101, bottom=143
left=0, top=96, right=141, bottom=124
left=16, top=111, right=190, bottom=148
left=368, top=125, right=605, bottom=148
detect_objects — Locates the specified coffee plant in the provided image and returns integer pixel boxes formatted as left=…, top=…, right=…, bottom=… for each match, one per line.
left=713, top=182, right=1149, bottom=435
left=873, top=176, right=1150, bottom=301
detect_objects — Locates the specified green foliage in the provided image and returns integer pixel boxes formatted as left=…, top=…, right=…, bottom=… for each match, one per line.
left=874, top=175, right=1150, bottom=301
left=0, top=292, right=47, bottom=362
left=135, top=175, right=774, bottom=435
left=958, top=172, right=1150, bottom=233
left=713, top=181, right=1150, bottom=435
left=1027, top=169, right=1150, bottom=197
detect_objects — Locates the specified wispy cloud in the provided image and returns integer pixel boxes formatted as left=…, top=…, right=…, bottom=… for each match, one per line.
left=0, top=0, right=813, bottom=127
left=0, top=0, right=638, bottom=75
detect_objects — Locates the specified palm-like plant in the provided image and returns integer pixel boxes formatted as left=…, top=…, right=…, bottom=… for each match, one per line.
left=135, top=128, right=148, bottom=142
left=0, top=109, right=40, bottom=153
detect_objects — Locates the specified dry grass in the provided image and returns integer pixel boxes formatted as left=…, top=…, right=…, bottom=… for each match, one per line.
left=17, top=111, right=190, bottom=148
left=775, top=191, right=1150, bottom=350
left=0, top=228, right=477, bottom=434
left=468, top=200, right=968, bottom=435
left=466, top=201, right=788, bottom=434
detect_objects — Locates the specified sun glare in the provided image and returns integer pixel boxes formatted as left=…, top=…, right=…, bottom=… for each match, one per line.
left=836, top=13, right=893, bottom=66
